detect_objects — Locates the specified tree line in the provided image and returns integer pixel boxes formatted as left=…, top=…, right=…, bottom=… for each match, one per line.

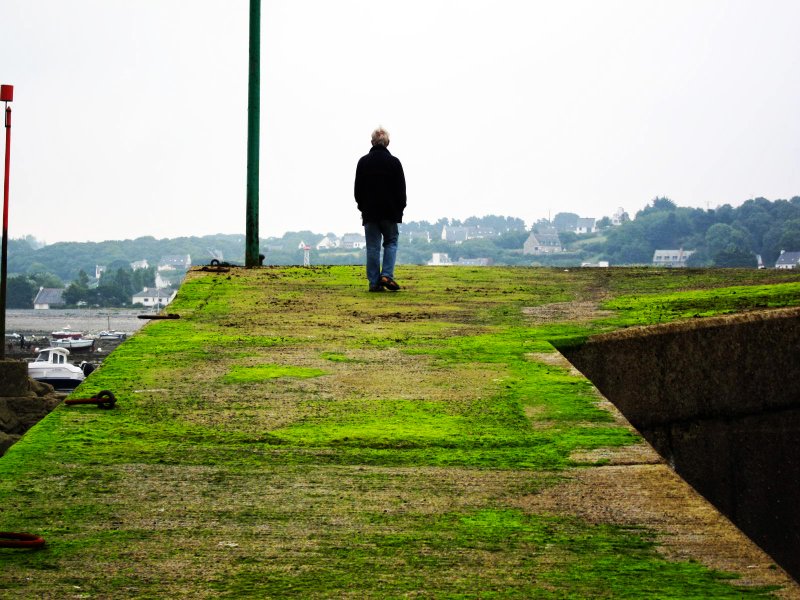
left=586, top=196, right=800, bottom=267
left=7, top=266, right=156, bottom=309
left=6, top=197, right=800, bottom=307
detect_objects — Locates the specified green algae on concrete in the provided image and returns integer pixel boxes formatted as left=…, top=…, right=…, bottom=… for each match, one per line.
left=223, top=364, right=328, bottom=383
left=2, top=266, right=799, bottom=598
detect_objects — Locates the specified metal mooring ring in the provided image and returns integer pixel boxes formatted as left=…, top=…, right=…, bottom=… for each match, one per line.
left=64, top=390, right=117, bottom=409
left=95, top=390, right=117, bottom=410
left=0, top=532, right=45, bottom=549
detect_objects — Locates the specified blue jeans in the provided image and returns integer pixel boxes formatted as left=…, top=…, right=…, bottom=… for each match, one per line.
left=364, top=220, right=399, bottom=286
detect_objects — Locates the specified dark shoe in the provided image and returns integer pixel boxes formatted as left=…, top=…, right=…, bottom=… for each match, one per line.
left=379, top=276, right=400, bottom=291
left=368, top=284, right=384, bottom=292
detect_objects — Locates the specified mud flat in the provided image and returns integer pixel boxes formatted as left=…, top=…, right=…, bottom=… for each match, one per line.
left=5, top=308, right=148, bottom=336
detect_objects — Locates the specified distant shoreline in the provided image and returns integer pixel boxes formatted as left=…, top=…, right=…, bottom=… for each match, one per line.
left=5, top=308, right=149, bottom=337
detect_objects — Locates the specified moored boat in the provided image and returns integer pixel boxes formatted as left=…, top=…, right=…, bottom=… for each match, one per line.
left=27, top=347, right=88, bottom=390
left=98, top=330, right=128, bottom=341
left=51, top=337, right=95, bottom=351
left=51, top=327, right=84, bottom=340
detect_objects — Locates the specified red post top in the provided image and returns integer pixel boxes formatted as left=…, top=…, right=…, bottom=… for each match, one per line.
left=0, top=85, right=13, bottom=102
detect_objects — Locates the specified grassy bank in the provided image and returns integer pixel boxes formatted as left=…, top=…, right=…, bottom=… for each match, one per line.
left=2, top=266, right=800, bottom=598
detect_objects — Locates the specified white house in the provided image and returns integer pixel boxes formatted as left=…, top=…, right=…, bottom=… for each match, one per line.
left=653, top=249, right=695, bottom=267
left=427, top=253, right=453, bottom=266
left=581, top=261, right=610, bottom=268
left=405, top=230, right=431, bottom=243
left=130, top=259, right=149, bottom=271
left=456, top=257, right=493, bottom=266
left=575, top=218, right=596, bottom=234
left=316, top=235, right=340, bottom=250
left=441, top=226, right=476, bottom=243
left=775, top=250, right=800, bottom=269
left=611, top=207, right=629, bottom=226
left=158, top=255, right=191, bottom=271
left=132, top=287, right=177, bottom=308
left=341, top=233, right=367, bottom=249
left=33, top=287, right=65, bottom=310
left=155, top=272, right=172, bottom=289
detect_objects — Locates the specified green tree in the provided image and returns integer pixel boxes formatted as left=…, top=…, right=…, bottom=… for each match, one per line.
left=713, top=249, right=757, bottom=268
left=777, top=219, right=800, bottom=253
left=704, top=224, right=755, bottom=267
left=63, top=269, right=91, bottom=305
left=29, top=271, right=63, bottom=288
left=553, top=213, right=579, bottom=232
left=6, top=276, right=36, bottom=308
left=495, top=230, right=529, bottom=249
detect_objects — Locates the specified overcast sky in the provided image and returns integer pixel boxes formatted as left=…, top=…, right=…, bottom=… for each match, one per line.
left=3, top=1, right=800, bottom=244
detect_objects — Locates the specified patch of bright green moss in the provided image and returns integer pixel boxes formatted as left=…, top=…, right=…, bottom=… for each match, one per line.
left=601, top=281, right=800, bottom=328
left=223, top=364, right=327, bottom=383
left=320, top=351, right=359, bottom=363
left=210, top=508, right=775, bottom=599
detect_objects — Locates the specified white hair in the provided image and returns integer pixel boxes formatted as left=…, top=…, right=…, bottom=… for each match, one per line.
left=371, top=127, right=390, bottom=147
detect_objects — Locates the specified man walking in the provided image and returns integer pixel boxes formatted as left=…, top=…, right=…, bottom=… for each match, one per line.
left=354, top=127, right=406, bottom=292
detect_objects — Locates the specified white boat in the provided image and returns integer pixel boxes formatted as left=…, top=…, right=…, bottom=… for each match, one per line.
left=27, top=347, right=87, bottom=390
left=98, top=330, right=128, bottom=341
left=51, top=327, right=84, bottom=340
left=51, top=337, right=95, bottom=351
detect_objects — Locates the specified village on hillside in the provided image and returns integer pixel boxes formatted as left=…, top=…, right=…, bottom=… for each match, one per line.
left=9, top=196, right=800, bottom=311
left=29, top=254, right=189, bottom=311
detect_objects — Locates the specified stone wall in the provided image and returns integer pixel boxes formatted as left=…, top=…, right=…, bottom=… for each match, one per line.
left=554, top=307, right=800, bottom=581
left=0, top=360, right=63, bottom=456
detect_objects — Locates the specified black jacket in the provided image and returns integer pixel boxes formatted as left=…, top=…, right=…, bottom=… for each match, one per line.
left=354, top=145, right=406, bottom=224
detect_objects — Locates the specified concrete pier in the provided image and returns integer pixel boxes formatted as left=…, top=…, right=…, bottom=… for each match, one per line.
left=557, top=307, right=800, bottom=580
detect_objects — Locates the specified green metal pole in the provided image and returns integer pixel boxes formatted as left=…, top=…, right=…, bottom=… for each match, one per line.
left=245, top=0, right=261, bottom=267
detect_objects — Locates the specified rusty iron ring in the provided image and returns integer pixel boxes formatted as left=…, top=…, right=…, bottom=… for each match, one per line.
left=64, top=390, right=117, bottom=410
left=0, top=532, right=45, bottom=549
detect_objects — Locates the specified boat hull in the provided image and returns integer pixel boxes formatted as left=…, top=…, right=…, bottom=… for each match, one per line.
left=29, top=375, right=84, bottom=391
left=51, top=339, right=95, bottom=351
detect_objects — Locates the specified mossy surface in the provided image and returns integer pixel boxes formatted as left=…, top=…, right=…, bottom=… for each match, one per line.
left=2, top=266, right=798, bottom=597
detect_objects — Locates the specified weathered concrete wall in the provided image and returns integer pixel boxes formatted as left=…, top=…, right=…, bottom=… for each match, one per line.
left=555, top=307, right=800, bottom=581
left=0, top=360, right=62, bottom=456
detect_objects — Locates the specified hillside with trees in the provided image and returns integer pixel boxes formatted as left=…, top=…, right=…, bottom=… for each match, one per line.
left=6, top=198, right=800, bottom=307
left=579, top=197, right=800, bottom=267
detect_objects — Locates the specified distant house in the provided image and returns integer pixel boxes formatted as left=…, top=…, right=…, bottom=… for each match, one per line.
left=155, top=272, right=172, bottom=289
left=158, top=254, right=191, bottom=271
left=575, top=218, right=596, bottom=234
left=775, top=251, right=800, bottom=269
left=441, top=226, right=473, bottom=243
left=130, top=259, right=149, bottom=271
left=405, top=230, right=431, bottom=243
left=427, top=253, right=452, bottom=266
left=33, top=287, right=65, bottom=310
left=611, top=207, right=629, bottom=226
left=316, top=235, right=340, bottom=250
left=456, top=257, right=493, bottom=266
left=95, top=265, right=106, bottom=280
left=341, top=233, right=367, bottom=249
left=132, top=287, right=177, bottom=308
left=653, top=249, right=695, bottom=268
left=523, top=229, right=563, bottom=255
